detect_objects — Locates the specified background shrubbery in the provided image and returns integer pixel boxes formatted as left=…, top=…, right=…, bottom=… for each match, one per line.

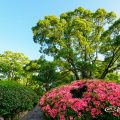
left=0, top=80, right=39, bottom=119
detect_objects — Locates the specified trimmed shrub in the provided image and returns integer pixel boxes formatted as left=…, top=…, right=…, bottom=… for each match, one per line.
left=40, top=80, right=120, bottom=120
left=0, top=80, right=39, bottom=119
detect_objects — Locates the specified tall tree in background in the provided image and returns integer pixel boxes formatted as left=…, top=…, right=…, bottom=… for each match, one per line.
left=32, top=7, right=119, bottom=79
left=0, top=51, right=29, bottom=80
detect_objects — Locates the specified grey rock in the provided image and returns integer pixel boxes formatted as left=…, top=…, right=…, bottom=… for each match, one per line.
left=21, top=105, right=44, bottom=120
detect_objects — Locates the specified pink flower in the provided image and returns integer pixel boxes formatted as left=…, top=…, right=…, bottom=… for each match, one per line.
left=110, top=101, right=116, bottom=106
left=93, top=101, right=100, bottom=107
left=69, top=116, right=73, bottom=120
left=60, top=115, right=65, bottom=120
left=44, top=105, right=50, bottom=111
left=40, top=80, right=120, bottom=119
left=78, top=112, right=81, bottom=117
left=40, top=97, right=45, bottom=106
left=48, top=108, right=57, bottom=118
left=86, top=107, right=89, bottom=110
left=91, top=108, right=96, bottom=118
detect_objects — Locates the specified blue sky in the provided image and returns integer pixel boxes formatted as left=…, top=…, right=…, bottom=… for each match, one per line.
left=0, top=0, right=120, bottom=60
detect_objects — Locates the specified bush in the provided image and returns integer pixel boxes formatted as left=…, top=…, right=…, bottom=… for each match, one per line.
left=0, top=80, right=39, bottom=119
left=40, top=80, right=120, bottom=120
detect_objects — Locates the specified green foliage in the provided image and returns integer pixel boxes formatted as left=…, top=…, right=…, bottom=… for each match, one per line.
left=33, top=85, right=45, bottom=96
left=100, top=19, right=120, bottom=79
left=32, top=6, right=119, bottom=80
left=24, top=57, right=70, bottom=91
left=24, top=57, right=74, bottom=94
left=104, top=72, right=120, bottom=83
left=0, top=80, right=38, bottom=119
left=0, top=51, right=30, bottom=81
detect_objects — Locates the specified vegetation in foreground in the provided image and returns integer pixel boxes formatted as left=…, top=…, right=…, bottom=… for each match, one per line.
left=0, top=80, right=38, bottom=120
left=40, top=80, right=120, bottom=120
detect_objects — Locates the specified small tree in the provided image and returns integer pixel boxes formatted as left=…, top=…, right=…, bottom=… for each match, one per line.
left=0, top=51, right=29, bottom=80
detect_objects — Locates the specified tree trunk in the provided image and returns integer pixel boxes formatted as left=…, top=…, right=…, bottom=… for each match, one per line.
left=70, top=61, right=80, bottom=80
left=81, top=68, right=88, bottom=79
left=100, top=68, right=109, bottom=79
left=81, top=46, right=89, bottom=79
left=67, top=54, right=80, bottom=80
left=89, top=71, right=93, bottom=79
left=73, top=70, right=80, bottom=80
left=100, top=54, right=115, bottom=79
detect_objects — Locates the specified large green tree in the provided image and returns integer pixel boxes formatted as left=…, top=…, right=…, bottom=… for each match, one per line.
left=0, top=51, right=29, bottom=80
left=32, top=7, right=118, bottom=79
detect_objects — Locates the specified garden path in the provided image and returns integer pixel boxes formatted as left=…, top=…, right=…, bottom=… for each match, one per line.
left=21, top=105, right=44, bottom=120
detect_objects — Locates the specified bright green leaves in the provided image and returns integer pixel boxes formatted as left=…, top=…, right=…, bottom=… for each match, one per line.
left=74, top=7, right=93, bottom=20
left=106, top=12, right=116, bottom=23
left=94, top=8, right=107, bottom=19
left=93, top=8, right=116, bottom=26
left=32, top=6, right=118, bottom=79
left=0, top=51, right=30, bottom=80
left=32, top=15, right=64, bottom=55
left=45, top=16, right=59, bottom=25
left=75, top=7, right=85, bottom=16
left=72, top=17, right=92, bottom=32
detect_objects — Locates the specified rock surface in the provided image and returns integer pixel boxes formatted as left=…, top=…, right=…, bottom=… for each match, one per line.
left=0, top=117, right=4, bottom=120
left=21, top=105, right=44, bottom=120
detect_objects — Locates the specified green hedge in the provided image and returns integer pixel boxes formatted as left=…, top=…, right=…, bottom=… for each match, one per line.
left=0, top=80, right=39, bottom=119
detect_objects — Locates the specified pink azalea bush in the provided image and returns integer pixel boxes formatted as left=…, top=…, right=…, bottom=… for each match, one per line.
left=40, top=80, right=120, bottom=120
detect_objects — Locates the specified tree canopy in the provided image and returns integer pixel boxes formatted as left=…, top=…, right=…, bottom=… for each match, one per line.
left=32, top=7, right=119, bottom=79
left=0, top=51, right=29, bottom=80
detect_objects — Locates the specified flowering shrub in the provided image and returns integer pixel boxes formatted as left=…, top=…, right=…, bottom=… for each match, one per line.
left=40, top=80, right=120, bottom=120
